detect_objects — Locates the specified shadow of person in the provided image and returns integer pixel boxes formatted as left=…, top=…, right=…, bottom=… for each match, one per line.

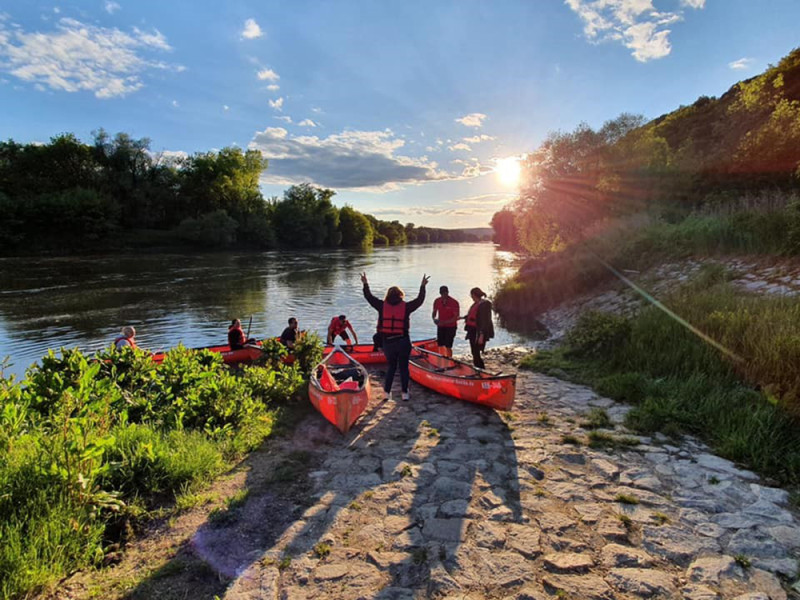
left=123, top=365, right=522, bottom=599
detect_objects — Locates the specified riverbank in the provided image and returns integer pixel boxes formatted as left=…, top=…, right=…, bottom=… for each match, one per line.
left=0, top=343, right=314, bottom=600
left=40, top=349, right=800, bottom=599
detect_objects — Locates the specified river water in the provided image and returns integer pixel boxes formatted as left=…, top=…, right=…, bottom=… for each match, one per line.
left=0, top=243, right=532, bottom=378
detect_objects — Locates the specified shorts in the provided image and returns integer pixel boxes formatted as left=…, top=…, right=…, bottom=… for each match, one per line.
left=333, top=332, right=351, bottom=343
left=436, top=326, right=457, bottom=348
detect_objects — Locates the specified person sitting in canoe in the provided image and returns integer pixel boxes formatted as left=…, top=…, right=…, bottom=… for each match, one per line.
left=431, top=284, right=460, bottom=358
left=362, top=272, right=429, bottom=401
left=280, top=317, right=299, bottom=349
left=327, top=315, right=358, bottom=346
left=114, top=326, right=138, bottom=350
left=465, top=287, right=494, bottom=369
left=228, top=318, right=255, bottom=350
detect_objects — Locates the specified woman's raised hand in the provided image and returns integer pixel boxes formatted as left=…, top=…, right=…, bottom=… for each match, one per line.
left=360, top=272, right=368, bottom=284
left=421, top=273, right=430, bottom=287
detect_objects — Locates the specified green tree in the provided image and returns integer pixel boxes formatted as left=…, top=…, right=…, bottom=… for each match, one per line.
left=338, top=205, right=374, bottom=249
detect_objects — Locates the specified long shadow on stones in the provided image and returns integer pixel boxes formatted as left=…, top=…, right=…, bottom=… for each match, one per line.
left=123, top=370, right=521, bottom=599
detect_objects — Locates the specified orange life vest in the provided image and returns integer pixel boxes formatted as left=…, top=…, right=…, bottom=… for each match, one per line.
left=114, top=336, right=137, bottom=350
left=228, top=326, right=246, bottom=348
left=328, top=318, right=349, bottom=337
left=379, top=301, right=406, bottom=336
left=466, top=302, right=480, bottom=328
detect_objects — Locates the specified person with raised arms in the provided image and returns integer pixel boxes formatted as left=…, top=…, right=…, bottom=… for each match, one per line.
left=362, top=272, right=429, bottom=401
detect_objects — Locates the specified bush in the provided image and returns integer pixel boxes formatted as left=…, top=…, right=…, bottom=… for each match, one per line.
left=176, top=209, right=239, bottom=247
left=0, top=342, right=307, bottom=599
left=565, top=311, right=631, bottom=358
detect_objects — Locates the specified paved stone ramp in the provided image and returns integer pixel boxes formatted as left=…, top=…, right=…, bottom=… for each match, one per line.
left=195, top=349, right=799, bottom=599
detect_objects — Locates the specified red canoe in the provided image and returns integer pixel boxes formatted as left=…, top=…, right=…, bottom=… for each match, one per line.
left=322, top=338, right=438, bottom=364
left=409, top=348, right=516, bottom=410
left=308, top=348, right=371, bottom=434
left=150, top=342, right=264, bottom=366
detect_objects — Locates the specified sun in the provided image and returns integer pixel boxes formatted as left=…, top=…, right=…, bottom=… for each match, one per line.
left=495, top=157, right=521, bottom=187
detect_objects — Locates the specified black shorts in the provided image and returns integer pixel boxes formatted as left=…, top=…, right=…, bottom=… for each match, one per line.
left=333, top=332, right=350, bottom=343
left=437, top=326, right=457, bottom=348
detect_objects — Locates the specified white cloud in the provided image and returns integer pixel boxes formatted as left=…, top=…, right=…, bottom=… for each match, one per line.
left=298, top=118, right=317, bottom=127
left=370, top=205, right=497, bottom=218
left=565, top=0, right=706, bottom=62
left=266, top=83, right=279, bottom=91
left=241, top=18, right=262, bottom=40
left=0, top=17, right=180, bottom=98
left=223, top=104, right=229, bottom=111
left=463, top=134, right=495, bottom=144
left=104, top=1, right=121, bottom=14
left=269, top=97, right=284, bottom=110
left=311, top=106, right=322, bottom=113
left=171, top=99, right=178, bottom=107
left=449, top=142, right=472, bottom=152
left=446, top=193, right=516, bottom=207
left=275, top=115, right=292, bottom=123
left=249, top=127, right=457, bottom=190
left=729, top=57, right=754, bottom=71
left=154, top=149, right=188, bottom=165
left=257, top=68, right=279, bottom=81
left=455, top=113, right=487, bottom=128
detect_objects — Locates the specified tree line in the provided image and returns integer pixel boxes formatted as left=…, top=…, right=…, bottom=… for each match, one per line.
left=0, top=130, right=483, bottom=254
left=492, top=48, right=800, bottom=255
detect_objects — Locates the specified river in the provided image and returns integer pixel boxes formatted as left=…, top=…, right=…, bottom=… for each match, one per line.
left=0, top=243, right=533, bottom=378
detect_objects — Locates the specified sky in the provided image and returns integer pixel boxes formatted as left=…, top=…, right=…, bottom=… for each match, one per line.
left=1, top=1, right=799, bottom=228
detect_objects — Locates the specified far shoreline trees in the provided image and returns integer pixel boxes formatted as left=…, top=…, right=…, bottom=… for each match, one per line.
left=0, top=131, right=486, bottom=255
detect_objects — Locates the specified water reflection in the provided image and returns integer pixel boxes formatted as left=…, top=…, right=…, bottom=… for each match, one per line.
left=0, top=244, right=529, bottom=376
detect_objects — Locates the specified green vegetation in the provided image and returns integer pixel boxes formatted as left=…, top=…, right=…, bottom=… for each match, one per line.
left=0, top=133, right=485, bottom=255
left=493, top=49, right=800, bottom=318
left=615, top=493, right=640, bottom=505
left=313, top=542, right=331, bottom=559
left=0, top=340, right=313, bottom=599
left=521, top=271, right=800, bottom=485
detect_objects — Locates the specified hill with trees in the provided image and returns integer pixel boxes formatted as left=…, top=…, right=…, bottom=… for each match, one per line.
left=0, top=131, right=484, bottom=255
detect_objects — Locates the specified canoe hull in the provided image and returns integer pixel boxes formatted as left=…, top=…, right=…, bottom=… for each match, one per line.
left=308, top=379, right=371, bottom=434
left=309, top=348, right=371, bottom=434
left=151, top=343, right=263, bottom=366
left=409, top=351, right=516, bottom=411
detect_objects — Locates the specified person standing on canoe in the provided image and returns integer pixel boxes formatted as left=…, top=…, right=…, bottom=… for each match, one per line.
left=465, top=287, right=494, bottom=369
left=362, top=272, right=429, bottom=401
left=228, top=319, right=255, bottom=350
left=327, top=315, right=358, bottom=346
left=280, top=317, right=299, bottom=350
left=431, top=285, right=460, bottom=358
left=114, top=326, right=138, bottom=350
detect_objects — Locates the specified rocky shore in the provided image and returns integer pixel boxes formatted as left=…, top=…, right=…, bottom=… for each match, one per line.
left=186, top=347, right=800, bottom=599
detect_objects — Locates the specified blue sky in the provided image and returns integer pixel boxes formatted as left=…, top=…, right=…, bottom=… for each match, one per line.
left=1, top=1, right=799, bottom=228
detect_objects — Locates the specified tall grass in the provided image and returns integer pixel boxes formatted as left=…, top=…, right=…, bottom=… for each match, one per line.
left=522, top=271, right=800, bottom=485
left=495, top=199, right=800, bottom=319
left=0, top=343, right=312, bottom=600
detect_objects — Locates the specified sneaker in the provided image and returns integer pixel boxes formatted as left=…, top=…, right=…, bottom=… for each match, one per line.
left=401, top=392, right=409, bottom=402
left=383, top=390, right=392, bottom=402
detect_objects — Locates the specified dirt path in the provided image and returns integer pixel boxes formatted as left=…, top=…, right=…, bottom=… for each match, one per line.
left=48, top=348, right=799, bottom=600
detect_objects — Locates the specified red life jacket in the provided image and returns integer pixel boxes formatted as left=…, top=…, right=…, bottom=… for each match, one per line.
left=435, top=296, right=459, bottom=327
left=379, top=301, right=406, bottom=336
left=328, top=318, right=349, bottom=337
left=466, top=302, right=480, bottom=328
left=228, top=326, right=246, bottom=348
left=114, top=336, right=137, bottom=350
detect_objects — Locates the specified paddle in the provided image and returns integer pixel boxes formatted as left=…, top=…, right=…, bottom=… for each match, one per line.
left=245, top=316, right=253, bottom=340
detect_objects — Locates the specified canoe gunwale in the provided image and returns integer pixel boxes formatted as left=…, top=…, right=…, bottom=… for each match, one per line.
left=410, top=347, right=513, bottom=381
left=309, top=347, right=370, bottom=395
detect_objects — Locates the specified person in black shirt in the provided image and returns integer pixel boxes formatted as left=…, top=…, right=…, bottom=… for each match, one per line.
left=280, top=317, right=299, bottom=350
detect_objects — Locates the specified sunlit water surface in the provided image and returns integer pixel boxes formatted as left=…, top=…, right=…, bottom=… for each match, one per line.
left=0, top=243, right=530, bottom=378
